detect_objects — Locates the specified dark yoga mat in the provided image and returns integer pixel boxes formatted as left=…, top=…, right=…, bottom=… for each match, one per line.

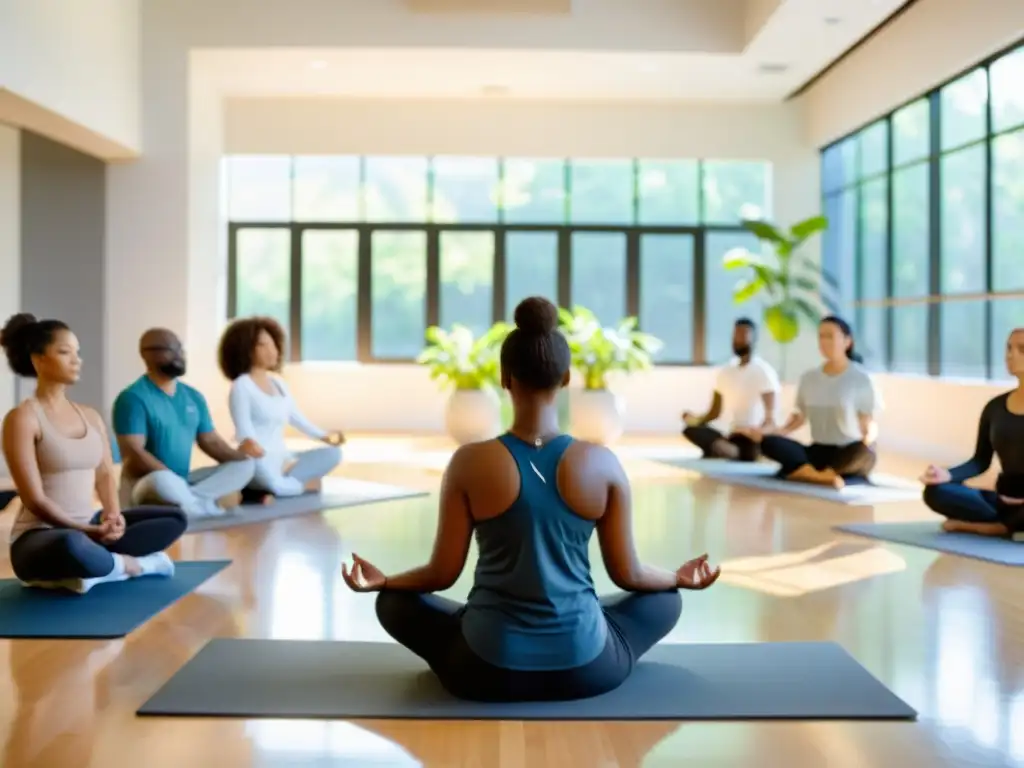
left=836, top=522, right=1024, bottom=566
left=138, top=639, right=916, bottom=721
left=0, top=560, right=231, bottom=639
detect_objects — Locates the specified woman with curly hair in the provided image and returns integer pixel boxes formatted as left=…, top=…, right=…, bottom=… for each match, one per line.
left=218, top=316, right=343, bottom=500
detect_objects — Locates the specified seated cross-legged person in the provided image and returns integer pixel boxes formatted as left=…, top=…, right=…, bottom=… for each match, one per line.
left=341, top=297, right=721, bottom=703
left=113, top=328, right=259, bottom=519
left=0, top=314, right=186, bottom=593
left=919, top=327, right=1024, bottom=538
left=682, top=317, right=780, bottom=462
left=760, top=316, right=880, bottom=489
left=218, top=316, right=343, bottom=501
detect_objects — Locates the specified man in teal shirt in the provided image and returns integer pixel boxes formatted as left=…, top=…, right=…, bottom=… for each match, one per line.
left=113, top=328, right=260, bottom=519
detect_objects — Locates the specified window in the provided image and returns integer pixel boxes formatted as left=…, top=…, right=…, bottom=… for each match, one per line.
left=639, top=234, right=694, bottom=363
left=637, top=160, right=699, bottom=225
left=234, top=228, right=291, bottom=328
left=701, top=161, right=771, bottom=224
left=439, top=231, right=494, bottom=337
left=821, top=40, right=1024, bottom=381
left=569, top=232, right=627, bottom=326
left=431, top=157, right=500, bottom=223
left=227, top=155, right=776, bottom=363
left=704, top=232, right=764, bottom=364
left=301, top=230, right=358, bottom=361
left=504, top=232, right=559, bottom=318
left=569, top=159, right=634, bottom=225
left=370, top=231, right=427, bottom=359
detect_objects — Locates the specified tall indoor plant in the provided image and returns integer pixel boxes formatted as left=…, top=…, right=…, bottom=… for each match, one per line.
left=417, top=322, right=511, bottom=444
left=724, top=214, right=828, bottom=375
left=558, top=306, right=663, bottom=445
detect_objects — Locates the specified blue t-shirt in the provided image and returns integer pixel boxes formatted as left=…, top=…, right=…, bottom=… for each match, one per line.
left=112, top=376, right=214, bottom=478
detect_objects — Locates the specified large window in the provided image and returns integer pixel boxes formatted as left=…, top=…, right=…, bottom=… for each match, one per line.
left=821, top=40, right=1024, bottom=380
left=227, top=156, right=772, bottom=364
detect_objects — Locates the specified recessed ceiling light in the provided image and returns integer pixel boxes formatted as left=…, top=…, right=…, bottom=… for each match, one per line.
left=308, top=60, right=328, bottom=70
left=758, top=63, right=789, bottom=74
left=823, top=16, right=841, bottom=25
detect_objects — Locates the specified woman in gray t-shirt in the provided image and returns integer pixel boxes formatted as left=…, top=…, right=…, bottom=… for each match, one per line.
left=758, top=316, right=881, bottom=489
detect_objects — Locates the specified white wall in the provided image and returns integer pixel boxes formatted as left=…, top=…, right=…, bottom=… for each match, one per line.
left=801, top=0, right=1024, bottom=147
left=0, top=0, right=141, bottom=157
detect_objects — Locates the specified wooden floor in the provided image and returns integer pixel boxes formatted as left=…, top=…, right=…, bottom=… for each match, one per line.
left=1, top=434, right=1022, bottom=768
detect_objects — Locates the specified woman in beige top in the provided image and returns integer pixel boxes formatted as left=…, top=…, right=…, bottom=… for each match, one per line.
left=2, top=314, right=187, bottom=594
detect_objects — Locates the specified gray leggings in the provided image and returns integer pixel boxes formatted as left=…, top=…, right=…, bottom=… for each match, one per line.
left=123, top=459, right=256, bottom=517
left=249, top=445, right=342, bottom=497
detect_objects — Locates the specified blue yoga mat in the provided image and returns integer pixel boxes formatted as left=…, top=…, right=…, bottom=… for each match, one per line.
left=138, top=639, right=916, bottom=721
left=836, top=522, right=1024, bottom=566
left=0, top=560, right=231, bottom=639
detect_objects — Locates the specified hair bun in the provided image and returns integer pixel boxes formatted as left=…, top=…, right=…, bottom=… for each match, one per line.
left=514, top=297, right=559, bottom=336
left=0, top=313, right=38, bottom=351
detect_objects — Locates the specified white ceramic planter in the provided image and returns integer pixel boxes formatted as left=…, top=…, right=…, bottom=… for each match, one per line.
left=570, top=388, right=625, bottom=445
left=445, top=388, right=503, bottom=445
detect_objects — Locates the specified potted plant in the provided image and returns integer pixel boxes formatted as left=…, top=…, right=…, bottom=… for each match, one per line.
left=558, top=306, right=663, bottom=445
left=723, top=214, right=828, bottom=376
left=417, top=322, right=512, bottom=445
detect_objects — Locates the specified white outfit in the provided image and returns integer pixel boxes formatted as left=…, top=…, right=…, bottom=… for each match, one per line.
left=713, top=356, right=781, bottom=431
left=228, top=374, right=341, bottom=496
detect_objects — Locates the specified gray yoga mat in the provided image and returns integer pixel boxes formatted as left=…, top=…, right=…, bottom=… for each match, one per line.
left=187, top=478, right=428, bottom=533
left=661, top=457, right=921, bottom=505
left=138, top=639, right=916, bottom=721
left=836, top=522, right=1024, bottom=566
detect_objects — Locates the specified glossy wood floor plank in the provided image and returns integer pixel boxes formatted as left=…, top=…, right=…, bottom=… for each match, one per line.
left=0, top=434, right=1022, bottom=767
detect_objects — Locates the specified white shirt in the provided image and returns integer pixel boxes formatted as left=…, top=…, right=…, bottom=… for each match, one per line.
left=228, top=373, right=326, bottom=471
left=714, top=356, right=781, bottom=431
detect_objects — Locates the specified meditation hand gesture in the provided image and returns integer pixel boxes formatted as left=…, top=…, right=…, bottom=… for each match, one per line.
left=681, top=412, right=700, bottom=427
left=675, top=554, right=721, bottom=590
left=919, top=464, right=951, bottom=485
left=341, top=553, right=387, bottom=593
left=100, top=512, right=126, bottom=543
left=238, top=438, right=265, bottom=459
left=323, top=431, right=346, bottom=447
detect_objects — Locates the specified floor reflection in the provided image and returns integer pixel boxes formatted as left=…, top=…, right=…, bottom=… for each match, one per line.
left=2, top=437, right=1023, bottom=766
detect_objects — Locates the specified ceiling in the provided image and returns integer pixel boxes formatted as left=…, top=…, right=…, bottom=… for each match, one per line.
left=197, top=0, right=910, bottom=102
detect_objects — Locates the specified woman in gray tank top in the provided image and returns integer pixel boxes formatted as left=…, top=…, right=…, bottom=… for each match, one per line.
left=757, top=316, right=881, bottom=489
left=1, top=313, right=187, bottom=594
left=340, top=297, right=721, bottom=702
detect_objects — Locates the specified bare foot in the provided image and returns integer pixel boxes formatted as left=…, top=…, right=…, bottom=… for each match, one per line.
left=787, top=465, right=835, bottom=486
left=261, top=493, right=275, bottom=506
left=304, top=478, right=323, bottom=494
left=122, top=556, right=142, bottom=577
left=709, top=439, right=740, bottom=460
left=218, top=491, right=243, bottom=510
left=941, top=519, right=1009, bottom=536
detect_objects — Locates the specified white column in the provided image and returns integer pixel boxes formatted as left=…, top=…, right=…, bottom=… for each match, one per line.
left=0, top=124, right=20, bottom=476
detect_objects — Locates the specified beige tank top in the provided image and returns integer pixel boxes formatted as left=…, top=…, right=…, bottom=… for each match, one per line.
left=10, top=399, right=104, bottom=541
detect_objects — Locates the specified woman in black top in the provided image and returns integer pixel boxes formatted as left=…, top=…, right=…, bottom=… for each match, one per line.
left=919, top=328, right=1024, bottom=536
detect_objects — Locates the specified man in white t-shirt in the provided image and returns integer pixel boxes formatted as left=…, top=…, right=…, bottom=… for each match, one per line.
left=682, top=318, right=781, bottom=462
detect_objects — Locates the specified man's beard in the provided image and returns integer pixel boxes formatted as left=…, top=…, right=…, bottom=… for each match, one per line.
left=732, top=344, right=751, bottom=358
left=159, top=359, right=186, bottom=378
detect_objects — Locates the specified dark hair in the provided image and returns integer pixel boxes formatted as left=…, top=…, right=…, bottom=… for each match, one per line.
left=0, top=313, right=70, bottom=378
left=500, top=297, right=571, bottom=391
left=217, top=316, right=287, bottom=380
left=821, top=315, right=863, bottom=363
left=735, top=317, right=757, bottom=332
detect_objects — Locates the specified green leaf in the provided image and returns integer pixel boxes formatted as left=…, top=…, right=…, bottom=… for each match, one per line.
left=733, top=277, right=765, bottom=304
left=741, top=219, right=787, bottom=244
left=789, top=215, right=829, bottom=241
left=763, top=304, right=800, bottom=344
left=791, top=297, right=821, bottom=324
left=793, top=275, right=818, bottom=292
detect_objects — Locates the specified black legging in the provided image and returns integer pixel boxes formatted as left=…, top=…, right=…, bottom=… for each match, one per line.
left=376, top=589, right=682, bottom=702
left=923, top=477, right=1024, bottom=533
left=683, top=425, right=759, bottom=462
left=9, top=507, right=188, bottom=582
left=760, top=435, right=876, bottom=480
